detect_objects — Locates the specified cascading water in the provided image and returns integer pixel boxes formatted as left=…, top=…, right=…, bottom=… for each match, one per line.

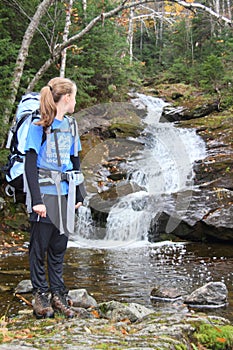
left=71, top=94, right=206, bottom=247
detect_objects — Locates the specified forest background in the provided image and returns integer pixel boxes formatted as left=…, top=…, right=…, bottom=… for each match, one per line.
left=0, top=0, right=233, bottom=156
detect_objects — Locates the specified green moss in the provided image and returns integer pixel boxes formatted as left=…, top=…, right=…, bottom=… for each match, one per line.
left=108, top=122, right=143, bottom=138
left=175, top=345, right=188, bottom=350
left=193, top=323, right=233, bottom=350
left=180, top=113, right=232, bottom=129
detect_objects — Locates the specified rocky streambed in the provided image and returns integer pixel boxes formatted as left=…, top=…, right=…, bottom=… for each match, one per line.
left=0, top=281, right=232, bottom=349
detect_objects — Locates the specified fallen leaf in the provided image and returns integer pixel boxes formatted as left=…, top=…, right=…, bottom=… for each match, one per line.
left=216, top=337, right=227, bottom=343
left=91, top=309, right=100, bottom=318
left=121, top=327, right=128, bottom=335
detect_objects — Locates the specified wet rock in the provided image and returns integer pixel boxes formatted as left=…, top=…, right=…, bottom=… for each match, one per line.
left=15, top=279, right=33, bottom=294
left=75, top=101, right=146, bottom=136
left=70, top=306, right=91, bottom=318
left=184, top=282, right=228, bottom=307
left=150, top=286, right=184, bottom=301
left=203, top=203, right=233, bottom=229
left=98, top=300, right=154, bottom=322
left=151, top=187, right=233, bottom=242
left=68, top=288, right=98, bottom=309
left=162, top=101, right=219, bottom=122
left=160, top=106, right=187, bottom=122
left=89, top=182, right=145, bottom=226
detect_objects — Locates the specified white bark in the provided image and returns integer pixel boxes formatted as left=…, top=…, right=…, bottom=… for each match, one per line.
left=60, top=0, right=73, bottom=78
left=3, top=0, right=54, bottom=128
left=82, top=0, right=87, bottom=19
left=226, top=0, right=232, bottom=20
left=172, top=0, right=232, bottom=24
left=128, top=8, right=134, bottom=64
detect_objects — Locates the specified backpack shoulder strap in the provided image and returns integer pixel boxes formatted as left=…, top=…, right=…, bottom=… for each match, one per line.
left=64, top=115, right=79, bottom=157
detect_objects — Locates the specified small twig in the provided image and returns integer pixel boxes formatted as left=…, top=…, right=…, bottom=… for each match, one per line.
left=15, top=293, right=33, bottom=308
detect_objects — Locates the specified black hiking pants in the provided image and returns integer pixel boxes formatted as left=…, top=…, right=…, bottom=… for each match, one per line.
left=29, top=221, right=68, bottom=294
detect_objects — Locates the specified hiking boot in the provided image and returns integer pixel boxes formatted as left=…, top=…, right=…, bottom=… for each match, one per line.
left=51, top=292, right=75, bottom=318
left=33, top=291, right=54, bottom=319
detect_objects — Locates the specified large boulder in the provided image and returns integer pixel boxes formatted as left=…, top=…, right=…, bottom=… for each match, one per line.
left=184, top=282, right=228, bottom=307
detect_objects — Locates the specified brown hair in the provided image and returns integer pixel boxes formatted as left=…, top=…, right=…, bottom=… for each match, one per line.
left=35, top=77, right=76, bottom=128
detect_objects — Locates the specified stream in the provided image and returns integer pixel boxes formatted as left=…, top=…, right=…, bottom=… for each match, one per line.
left=0, top=241, right=233, bottom=322
left=0, top=94, right=232, bottom=322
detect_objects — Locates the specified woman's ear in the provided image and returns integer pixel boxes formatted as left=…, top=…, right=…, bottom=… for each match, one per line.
left=64, top=94, right=70, bottom=103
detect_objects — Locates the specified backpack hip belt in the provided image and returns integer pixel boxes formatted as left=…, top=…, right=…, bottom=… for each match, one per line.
left=38, top=169, right=84, bottom=187
left=38, top=169, right=84, bottom=234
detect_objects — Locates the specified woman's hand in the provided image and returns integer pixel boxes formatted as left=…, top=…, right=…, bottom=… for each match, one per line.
left=75, top=202, right=83, bottom=210
left=33, top=204, right=47, bottom=218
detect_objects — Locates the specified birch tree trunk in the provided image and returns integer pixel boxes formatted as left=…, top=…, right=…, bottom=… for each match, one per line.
left=226, top=0, right=232, bottom=21
left=60, top=0, right=73, bottom=78
left=82, top=0, right=87, bottom=19
left=3, top=0, right=54, bottom=129
left=128, top=8, right=134, bottom=65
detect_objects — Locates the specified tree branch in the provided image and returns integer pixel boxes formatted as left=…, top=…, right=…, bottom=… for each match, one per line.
left=2, top=0, right=55, bottom=134
left=27, top=0, right=232, bottom=91
left=172, top=0, right=232, bottom=25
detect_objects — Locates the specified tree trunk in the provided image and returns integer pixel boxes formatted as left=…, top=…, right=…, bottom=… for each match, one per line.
left=2, top=0, right=54, bottom=137
left=82, top=0, right=87, bottom=19
left=226, top=0, right=232, bottom=21
left=60, top=0, right=73, bottom=78
left=128, top=8, right=134, bottom=65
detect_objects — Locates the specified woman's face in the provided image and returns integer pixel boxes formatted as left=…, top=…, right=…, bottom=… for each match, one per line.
left=66, top=89, right=77, bottom=114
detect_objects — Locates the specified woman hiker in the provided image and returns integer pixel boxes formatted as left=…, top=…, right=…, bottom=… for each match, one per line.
left=24, top=77, right=85, bottom=319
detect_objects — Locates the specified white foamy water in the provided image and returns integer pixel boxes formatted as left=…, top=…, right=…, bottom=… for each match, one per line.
left=71, top=94, right=206, bottom=248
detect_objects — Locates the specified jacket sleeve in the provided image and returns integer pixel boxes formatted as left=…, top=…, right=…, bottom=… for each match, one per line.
left=70, top=155, right=87, bottom=203
left=25, top=149, right=43, bottom=206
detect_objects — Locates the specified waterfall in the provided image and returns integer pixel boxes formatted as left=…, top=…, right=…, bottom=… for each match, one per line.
left=71, top=94, right=206, bottom=248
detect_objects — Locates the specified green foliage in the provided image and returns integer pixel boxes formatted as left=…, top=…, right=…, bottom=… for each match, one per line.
left=133, top=11, right=233, bottom=109
left=193, top=323, right=233, bottom=350
left=0, top=0, right=233, bottom=147
left=164, top=58, right=190, bottom=84
left=199, top=55, right=224, bottom=91
left=66, top=12, right=142, bottom=108
left=0, top=35, right=18, bottom=145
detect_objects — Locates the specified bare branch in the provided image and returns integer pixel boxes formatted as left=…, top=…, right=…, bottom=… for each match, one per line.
left=59, top=0, right=232, bottom=52
left=27, top=0, right=233, bottom=91
left=3, top=0, right=55, bottom=131
left=172, top=0, right=232, bottom=25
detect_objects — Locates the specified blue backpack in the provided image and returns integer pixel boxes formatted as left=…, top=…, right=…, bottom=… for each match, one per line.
left=4, top=92, right=41, bottom=202
left=3, top=92, right=80, bottom=203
